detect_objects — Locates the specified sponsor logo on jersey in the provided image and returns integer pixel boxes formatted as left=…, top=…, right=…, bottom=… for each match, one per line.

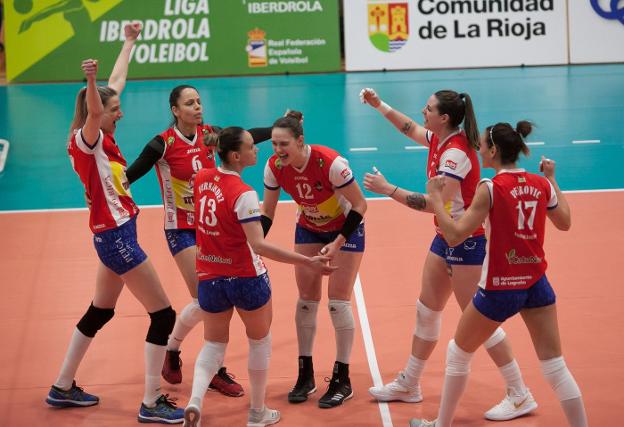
left=505, top=248, right=542, bottom=264
left=315, top=182, right=323, bottom=191
left=517, top=176, right=526, bottom=183
left=187, top=148, right=201, bottom=154
left=444, top=159, right=457, bottom=170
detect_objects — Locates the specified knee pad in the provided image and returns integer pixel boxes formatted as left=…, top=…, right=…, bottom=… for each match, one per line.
left=295, top=299, right=319, bottom=328
left=540, top=356, right=582, bottom=401
left=483, top=327, right=506, bottom=349
left=328, top=299, right=354, bottom=331
left=146, top=306, right=176, bottom=346
left=446, top=339, right=473, bottom=376
left=179, top=299, right=203, bottom=327
left=248, top=333, right=272, bottom=371
left=76, top=303, right=115, bottom=338
left=414, top=299, right=442, bottom=341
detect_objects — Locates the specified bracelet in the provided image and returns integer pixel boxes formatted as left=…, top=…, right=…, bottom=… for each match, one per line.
left=388, top=185, right=399, bottom=196
left=376, top=101, right=392, bottom=115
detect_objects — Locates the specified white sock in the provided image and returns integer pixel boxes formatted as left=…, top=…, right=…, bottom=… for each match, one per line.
left=295, top=299, right=319, bottom=357
left=143, top=342, right=167, bottom=406
left=329, top=299, right=355, bottom=363
left=167, top=299, right=202, bottom=351
left=403, top=355, right=426, bottom=387
left=249, top=369, right=268, bottom=410
left=188, top=341, right=227, bottom=408
left=561, top=397, right=589, bottom=427
left=248, top=334, right=271, bottom=410
left=54, top=328, right=93, bottom=390
left=498, top=359, right=528, bottom=396
left=437, top=340, right=473, bottom=427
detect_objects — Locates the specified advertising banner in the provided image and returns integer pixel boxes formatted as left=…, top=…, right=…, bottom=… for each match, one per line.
left=344, top=0, right=568, bottom=71
left=569, top=0, right=624, bottom=64
left=4, top=0, right=340, bottom=83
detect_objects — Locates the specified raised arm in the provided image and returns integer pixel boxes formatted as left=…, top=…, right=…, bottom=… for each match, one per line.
left=541, top=156, right=571, bottom=231
left=360, top=88, right=429, bottom=146
left=427, top=176, right=490, bottom=246
left=81, top=59, right=103, bottom=144
left=363, top=167, right=460, bottom=215
left=108, top=22, right=141, bottom=95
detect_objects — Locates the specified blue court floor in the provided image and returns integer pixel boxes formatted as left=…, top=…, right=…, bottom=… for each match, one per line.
left=1, top=64, right=623, bottom=211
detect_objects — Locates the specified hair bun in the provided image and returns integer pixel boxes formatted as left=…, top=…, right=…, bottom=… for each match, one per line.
left=515, top=120, right=533, bottom=138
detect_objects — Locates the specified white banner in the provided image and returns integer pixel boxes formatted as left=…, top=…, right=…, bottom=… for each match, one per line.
left=344, top=0, right=568, bottom=71
left=569, top=1, right=624, bottom=64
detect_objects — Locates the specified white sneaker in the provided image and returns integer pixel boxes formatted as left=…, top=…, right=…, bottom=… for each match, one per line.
left=409, top=419, right=437, bottom=427
left=484, top=389, right=538, bottom=421
left=368, top=372, right=423, bottom=403
left=247, top=406, right=281, bottom=427
left=183, top=403, right=201, bottom=427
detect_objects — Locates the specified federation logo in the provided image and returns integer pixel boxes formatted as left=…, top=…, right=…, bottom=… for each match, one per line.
left=368, top=1, right=409, bottom=52
left=167, top=136, right=175, bottom=146
left=246, top=28, right=268, bottom=67
left=275, top=158, right=283, bottom=169
left=444, top=159, right=457, bottom=170
left=590, top=0, right=624, bottom=26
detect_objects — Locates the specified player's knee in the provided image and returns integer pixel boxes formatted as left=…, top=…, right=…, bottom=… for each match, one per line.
left=295, top=299, right=319, bottom=328
left=414, top=299, right=442, bottom=341
left=446, top=339, right=474, bottom=376
left=248, top=333, right=272, bottom=371
left=146, top=306, right=176, bottom=346
left=179, top=298, right=203, bottom=327
left=483, top=327, right=506, bottom=349
left=328, top=299, right=354, bottom=331
left=76, top=303, right=115, bottom=338
left=540, top=356, right=582, bottom=401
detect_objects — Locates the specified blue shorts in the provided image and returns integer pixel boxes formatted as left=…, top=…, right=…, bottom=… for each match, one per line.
left=93, top=216, right=147, bottom=275
left=430, top=234, right=486, bottom=265
left=198, top=273, right=272, bottom=313
left=164, top=228, right=196, bottom=256
left=473, top=275, right=557, bottom=322
left=294, top=223, right=365, bottom=252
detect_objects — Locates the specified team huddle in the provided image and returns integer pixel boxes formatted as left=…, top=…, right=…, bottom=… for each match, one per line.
left=46, top=24, right=589, bottom=427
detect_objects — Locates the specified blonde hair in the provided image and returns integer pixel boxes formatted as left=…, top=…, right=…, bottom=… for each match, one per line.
left=67, top=85, right=118, bottom=144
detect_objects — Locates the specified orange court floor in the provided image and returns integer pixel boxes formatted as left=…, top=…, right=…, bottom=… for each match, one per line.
left=0, top=193, right=622, bottom=426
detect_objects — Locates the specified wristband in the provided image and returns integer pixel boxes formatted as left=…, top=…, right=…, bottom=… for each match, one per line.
left=339, top=210, right=364, bottom=240
left=376, top=101, right=392, bottom=115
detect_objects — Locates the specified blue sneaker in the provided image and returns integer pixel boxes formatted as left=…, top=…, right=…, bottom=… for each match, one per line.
left=45, top=380, right=99, bottom=408
left=138, top=394, right=184, bottom=424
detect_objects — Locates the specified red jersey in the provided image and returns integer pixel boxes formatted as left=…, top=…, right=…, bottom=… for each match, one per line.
left=68, top=129, right=138, bottom=233
left=426, top=130, right=484, bottom=237
left=194, top=167, right=266, bottom=280
left=264, top=145, right=355, bottom=233
left=478, top=169, right=558, bottom=291
left=156, top=125, right=216, bottom=230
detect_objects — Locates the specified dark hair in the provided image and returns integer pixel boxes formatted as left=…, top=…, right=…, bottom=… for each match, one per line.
left=68, top=85, right=118, bottom=141
left=217, top=126, right=246, bottom=163
left=169, top=84, right=198, bottom=126
left=434, top=90, right=479, bottom=149
left=272, top=110, right=304, bottom=138
left=485, top=121, right=532, bottom=164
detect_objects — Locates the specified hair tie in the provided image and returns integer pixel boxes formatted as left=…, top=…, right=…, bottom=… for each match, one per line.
left=489, top=124, right=496, bottom=147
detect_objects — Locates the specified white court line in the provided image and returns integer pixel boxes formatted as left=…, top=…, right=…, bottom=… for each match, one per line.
left=572, top=139, right=600, bottom=144
left=3, top=189, right=624, bottom=214
left=405, top=146, right=427, bottom=150
left=526, top=141, right=545, bottom=146
left=350, top=147, right=378, bottom=152
left=354, top=274, right=394, bottom=427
